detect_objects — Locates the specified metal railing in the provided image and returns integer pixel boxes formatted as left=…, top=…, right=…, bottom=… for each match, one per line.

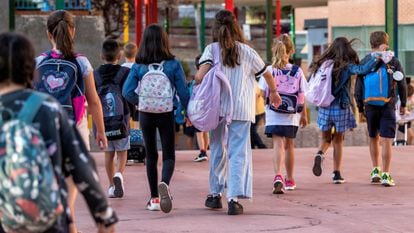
left=15, top=0, right=91, bottom=11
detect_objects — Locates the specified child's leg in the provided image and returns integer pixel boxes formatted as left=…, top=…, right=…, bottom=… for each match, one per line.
left=380, top=137, right=393, bottom=172
left=284, top=138, right=295, bottom=180
left=369, top=135, right=381, bottom=168
left=66, top=177, right=78, bottom=233
left=407, top=128, right=414, bottom=145
left=105, top=151, right=116, bottom=186
left=203, top=132, right=210, bottom=150
left=332, top=132, right=344, bottom=171
left=272, top=136, right=285, bottom=175
left=116, top=150, right=128, bottom=174
left=319, top=130, right=332, bottom=153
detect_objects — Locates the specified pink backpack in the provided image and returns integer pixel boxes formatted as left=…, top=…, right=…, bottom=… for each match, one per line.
left=305, top=60, right=335, bottom=107
left=267, top=65, right=304, bottom=114
left=187, top=43, right=233, bottom=131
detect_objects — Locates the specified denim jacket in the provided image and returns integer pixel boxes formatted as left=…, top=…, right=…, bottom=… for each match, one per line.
left=122, top=58, right=190, bottom=111
left=332, top=56, right=378, bottom=108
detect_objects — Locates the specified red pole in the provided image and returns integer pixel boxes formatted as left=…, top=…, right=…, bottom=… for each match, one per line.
left=145, top=0, right=150, bottom=26
left=276, top=0, right=281, bottom=37
left=135, top=0, right=143, bottom=46
left=225, top=0, right=234, bottom=12
left=151, top=0, right=157, bottom=24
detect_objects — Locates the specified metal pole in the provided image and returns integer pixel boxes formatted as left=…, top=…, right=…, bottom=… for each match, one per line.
left=200, top=0, right=205, bottom=51
left=385, top=0, right=396, bottom=53
left=290, top=7, right=296, bottom=60
left=56, top=0, right=64, bottom=10
left=123, top=1, right=129, bottom=43
left=135, top=0, right=143, bottom=46
left=151, top=0, right=157, bottom=24
left=266, top=0, right=272, bottom=62
left=393, top=0, right=398, bottom=57
left=225, top=0, right=234, bottom=12
left=9, top=0, right=15, bottom=31
left=276, top=0, right=281, bottom=37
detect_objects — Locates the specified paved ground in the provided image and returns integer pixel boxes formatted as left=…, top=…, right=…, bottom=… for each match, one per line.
left=75, top=146, right=414, bottom=233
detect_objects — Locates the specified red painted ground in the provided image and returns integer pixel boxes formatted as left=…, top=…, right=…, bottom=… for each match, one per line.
left=75, top=146, right=414, bottom=233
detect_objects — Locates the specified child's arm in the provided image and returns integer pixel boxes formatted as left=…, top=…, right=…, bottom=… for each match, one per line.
left=122, top=65, right=139, bottom=106
left=348, top=56, right=379, bottom=75
left=354, top=75, right=365, bottom=114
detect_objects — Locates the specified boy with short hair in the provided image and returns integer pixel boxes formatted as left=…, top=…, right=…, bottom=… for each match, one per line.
left=355, top=31, right=407, bottom=187
left=95, top=39, right=131, bottom=197
left=122, top=42, right=137, bottom=69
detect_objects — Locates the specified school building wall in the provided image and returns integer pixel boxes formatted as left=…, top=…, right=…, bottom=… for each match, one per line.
left=295, top=0, right=414, bottom=76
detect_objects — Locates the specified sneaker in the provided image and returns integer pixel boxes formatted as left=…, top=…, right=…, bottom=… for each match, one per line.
left=205, top=194, right=223, bottom=209
left=107, top=186, right=115, bottom=198
left=332, top=171, right=345, bottom=184
left=113, top=172, right=124, bottom=198
left=381, top=172, right=395, bottom=187
left=158, top=182, right=172, bottom=213
left=312, top=153, right=324, bottom=176
left=193, top=152, right=208, bottom=162
left=285, top=179, right=296, bottom=191
left=227, top=200, right=243, bottom=215
left=370, top=167, right=382, bottom=183
left=272, top=174, right=285, bottom=194
left=146, top=197, right=160, bottom=211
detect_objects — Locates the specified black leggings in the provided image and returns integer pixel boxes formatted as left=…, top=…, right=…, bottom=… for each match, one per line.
left=140, top=111, right=175, bottom=198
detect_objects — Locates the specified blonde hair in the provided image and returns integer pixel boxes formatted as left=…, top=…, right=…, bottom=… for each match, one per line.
left=271, top=34, right=294, bottom=69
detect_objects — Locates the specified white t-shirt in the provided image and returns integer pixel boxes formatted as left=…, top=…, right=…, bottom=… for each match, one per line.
left=258, top=64, right=308, bottom=127
left=121, top=62, right=135, bottom=69
left=199, top=42, right=267, bottom=122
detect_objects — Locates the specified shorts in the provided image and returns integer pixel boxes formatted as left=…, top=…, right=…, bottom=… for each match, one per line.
left=105, top=136, right=131, bottom=152
left=265, top=125, right=298, bottom=138
left=365, top=105, right=396, bottom=138
left=317, top=104, right=356, bottom=133
left=183, top=124, right=196, bottom=137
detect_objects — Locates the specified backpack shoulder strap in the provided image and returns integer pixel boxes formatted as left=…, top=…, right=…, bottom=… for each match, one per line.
left=290, top=65, right=300, bottom=77
left=18, top=92, right=49, bottom=123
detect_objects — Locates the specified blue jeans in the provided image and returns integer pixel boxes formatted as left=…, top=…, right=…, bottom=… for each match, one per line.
left=209, top=120, right=253, bottom=199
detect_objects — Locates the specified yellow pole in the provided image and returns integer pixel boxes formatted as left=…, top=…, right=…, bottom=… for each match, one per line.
left=123, top=1, right=129, bottom=43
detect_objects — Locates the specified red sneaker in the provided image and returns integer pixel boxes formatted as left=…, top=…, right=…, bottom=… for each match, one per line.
left=272, top=174, right=285, bottom=194
left=285, top=179, right=296, bottom=191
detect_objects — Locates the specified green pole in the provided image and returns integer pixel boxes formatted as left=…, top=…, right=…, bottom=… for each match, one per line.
left=9, top=0, right=15, bottom=31
left=56, top=0, right=64, bottom=10
left=200, top=0, right=205, bottom=52
left=385, top=0, right=395, bottom=54
left=290, top=7, right=296, bottom=60
left=266, top=0, right=272, bottom=62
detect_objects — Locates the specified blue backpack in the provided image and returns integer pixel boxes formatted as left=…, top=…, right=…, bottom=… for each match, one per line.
left=34, top=51, right=85, bottom=123
left=363, top=64, right=392, bottom=106
left=95, top=66, right=130, bottom=140
left=0, top=93, right=63, bottom=233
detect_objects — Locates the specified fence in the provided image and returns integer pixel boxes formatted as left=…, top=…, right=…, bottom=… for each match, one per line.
left=15, top=0, right=91, bottom=11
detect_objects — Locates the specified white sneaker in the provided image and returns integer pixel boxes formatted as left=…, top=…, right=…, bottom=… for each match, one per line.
left=146, top=198, right=160, bottom=211
left=113, top=172, right=124, bottom=198
left=158, top=182, right=172, bottom=213
left=108, top=186, right=115, bottom=198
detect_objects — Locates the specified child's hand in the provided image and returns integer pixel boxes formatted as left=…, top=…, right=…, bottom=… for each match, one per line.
left=185, top=117, right=192, bottom=127
left=400, top=106, right=407, bottom=116
left=300, top=115, right=308, bottom=128
left=269, top=91, right=282, bottom=108
left=96, top=132, right=108, bottom=150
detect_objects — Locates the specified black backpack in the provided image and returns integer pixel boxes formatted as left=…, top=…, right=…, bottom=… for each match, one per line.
left=94, top=66, right=130, bottom=140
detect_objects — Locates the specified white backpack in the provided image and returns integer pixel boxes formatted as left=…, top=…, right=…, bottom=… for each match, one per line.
left=136, top=61, right=174, bottom=113
left=305, top=60, right=335, bottom=107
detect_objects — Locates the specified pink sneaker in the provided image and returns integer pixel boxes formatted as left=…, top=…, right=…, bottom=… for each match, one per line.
left=272, top=174, right=285, bottom=194
left=285, top=179, right=296, bottom=191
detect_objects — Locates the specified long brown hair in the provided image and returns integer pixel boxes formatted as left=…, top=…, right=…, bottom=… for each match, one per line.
left=311, top=37, right=359, bottom=84
left=212, top=10, right=245, bottom=68
left=47, top=10, right=75, bottom=59
left=136, top=24, right=175, bottom=64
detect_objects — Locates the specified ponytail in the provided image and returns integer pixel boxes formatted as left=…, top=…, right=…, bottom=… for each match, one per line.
left=47, top=10, right=75, bottom=59
left=272, top=41, right=288, bottom=69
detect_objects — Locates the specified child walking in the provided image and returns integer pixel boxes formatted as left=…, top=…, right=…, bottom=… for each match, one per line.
left=355, top=31, right=407, bottom=186
left=33, top=10, right=107, bottom=233
left=0, top=32, right=117, bottom=233
left=122, top=24, right=189, bottom=213
left=258, top=35, right=308, bottom=194
left=95, top=39, right=131, bottom=198
left=311, top=37, right=380, bottom=184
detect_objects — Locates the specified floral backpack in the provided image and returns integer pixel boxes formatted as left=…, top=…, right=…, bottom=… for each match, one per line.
left=135, top=61, right=174, bottom=113
left=0, top=92, right=63, bottom=233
